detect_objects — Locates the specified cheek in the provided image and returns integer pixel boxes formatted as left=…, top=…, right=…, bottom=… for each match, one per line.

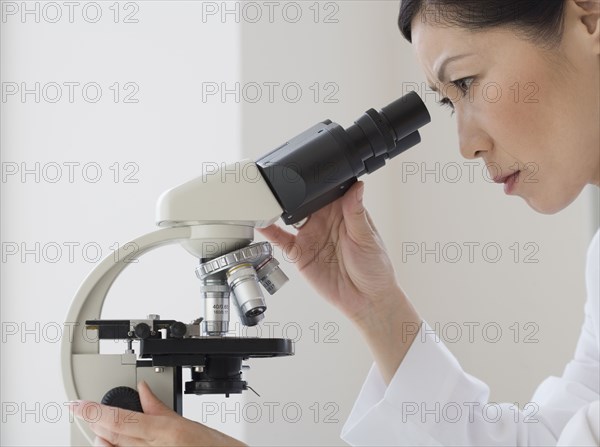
left=473, top=78, right=560, bottom=170
left=477, top=81, right=585, bottom=213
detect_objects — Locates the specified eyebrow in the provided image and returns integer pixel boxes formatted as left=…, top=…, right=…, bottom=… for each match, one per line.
left=427, top=53, right=473, bottom=92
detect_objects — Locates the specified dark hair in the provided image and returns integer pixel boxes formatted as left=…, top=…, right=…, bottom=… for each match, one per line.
left=398, top=0, right=567, bottom=49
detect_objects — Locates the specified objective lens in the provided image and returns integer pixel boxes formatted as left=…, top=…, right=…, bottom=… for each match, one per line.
left=240, top=310, right=265, bottom=327
left=256, top=257, right=288, bottom=295
left=226, top=263, right=266, bottom=326
left=200, top=277, right=230, bottom=336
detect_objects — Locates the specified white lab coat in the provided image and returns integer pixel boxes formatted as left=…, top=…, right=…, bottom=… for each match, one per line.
left=341, top=230, right=600, bottom=446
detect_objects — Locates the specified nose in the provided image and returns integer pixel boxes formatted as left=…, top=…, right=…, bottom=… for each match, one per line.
left=456, top=112, right=492, bottom=160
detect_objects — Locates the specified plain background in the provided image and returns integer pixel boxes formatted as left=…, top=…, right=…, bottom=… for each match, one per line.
left=1, top=1, right=598, bottom=445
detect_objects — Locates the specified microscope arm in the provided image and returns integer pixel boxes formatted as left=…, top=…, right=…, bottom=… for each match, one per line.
left=61, top=227, right=194, bottom=444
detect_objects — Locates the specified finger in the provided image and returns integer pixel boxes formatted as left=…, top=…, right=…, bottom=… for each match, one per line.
left=70, top=400, right=154, bottom=440
left=257, top=224, right=296, bottom=247
left=365, top=209, right=383, bottom=240
left=89, top=424, right=146, bottom=447
left=138, top=381, right=172, bottom=416
left=341, top=181, right=373, bottom=243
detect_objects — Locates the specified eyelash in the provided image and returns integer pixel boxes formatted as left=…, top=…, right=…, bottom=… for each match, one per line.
left=437, top=77, right=474, bottom=116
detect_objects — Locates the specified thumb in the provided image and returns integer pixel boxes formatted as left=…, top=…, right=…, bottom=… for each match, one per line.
left=137, top=381, right=173, bottom=416
left=257, top=224, right=295, bottom=248
left=342, top=182, right=372, bottom=243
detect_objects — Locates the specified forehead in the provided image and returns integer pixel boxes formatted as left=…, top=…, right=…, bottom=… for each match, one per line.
left=410, top=13, right=512, bottom=82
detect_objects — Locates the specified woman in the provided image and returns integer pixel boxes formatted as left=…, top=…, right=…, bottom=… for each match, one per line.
left=71, top=0, right=599, bottom=445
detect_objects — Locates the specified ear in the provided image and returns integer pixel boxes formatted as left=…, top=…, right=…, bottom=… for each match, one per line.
left=573, top=0, right=600, bottom=55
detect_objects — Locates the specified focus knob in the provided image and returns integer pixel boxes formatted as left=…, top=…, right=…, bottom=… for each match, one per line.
left=101, top=386, right=143, bottom=413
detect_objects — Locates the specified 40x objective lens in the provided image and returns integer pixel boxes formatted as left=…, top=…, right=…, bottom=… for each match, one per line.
left=200, top=278, right=230, bottom=336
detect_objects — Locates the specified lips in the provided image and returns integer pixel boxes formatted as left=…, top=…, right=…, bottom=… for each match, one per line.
left=503, top=171, right=520, bottom=194
left=493, top=171, right=521, bottom=184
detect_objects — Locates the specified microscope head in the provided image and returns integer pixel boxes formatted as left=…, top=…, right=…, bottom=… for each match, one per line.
left=155, top=159, right=284, bottom=258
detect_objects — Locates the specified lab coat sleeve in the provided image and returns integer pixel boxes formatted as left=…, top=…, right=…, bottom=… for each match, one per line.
left=341, top=230, right=600, bottom=446
left=557, top=400, right=599, bottom=446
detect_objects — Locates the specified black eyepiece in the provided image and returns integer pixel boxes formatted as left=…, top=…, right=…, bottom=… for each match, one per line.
left=256, top=92, right=432, bottom=225
left=381, top=91, right=431, bottom=143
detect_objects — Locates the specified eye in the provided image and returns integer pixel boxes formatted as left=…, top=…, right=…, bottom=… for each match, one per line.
left=436, top=77, right=475, bottom=116
left=437, top=97, right=455, bottom=116
left=453, top=77, right=474, bottom=93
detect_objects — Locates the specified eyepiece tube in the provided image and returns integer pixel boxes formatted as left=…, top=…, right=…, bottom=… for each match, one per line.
left=256, top=91, right=431, bottom=225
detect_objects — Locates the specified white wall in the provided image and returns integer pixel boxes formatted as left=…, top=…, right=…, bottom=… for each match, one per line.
left=1, top=1, right=597, bottom=446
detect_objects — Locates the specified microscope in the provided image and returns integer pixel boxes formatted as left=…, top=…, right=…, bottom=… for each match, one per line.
left=61, top=91, right=431, bottom=444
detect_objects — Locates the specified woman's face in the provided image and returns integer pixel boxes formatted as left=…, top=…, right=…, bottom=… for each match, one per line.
left=411, top=1, right=599, bottom=214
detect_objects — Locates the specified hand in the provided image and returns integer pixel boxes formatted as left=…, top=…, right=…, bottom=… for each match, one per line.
left=69, top=381, right=246, bottom=447
left=259, top=181, right=422, bottom=384
left=259, top=181, right=402, bottom=329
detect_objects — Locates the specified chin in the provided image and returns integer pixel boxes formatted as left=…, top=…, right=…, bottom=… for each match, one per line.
left=521, top=187, right=582, bottom=215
